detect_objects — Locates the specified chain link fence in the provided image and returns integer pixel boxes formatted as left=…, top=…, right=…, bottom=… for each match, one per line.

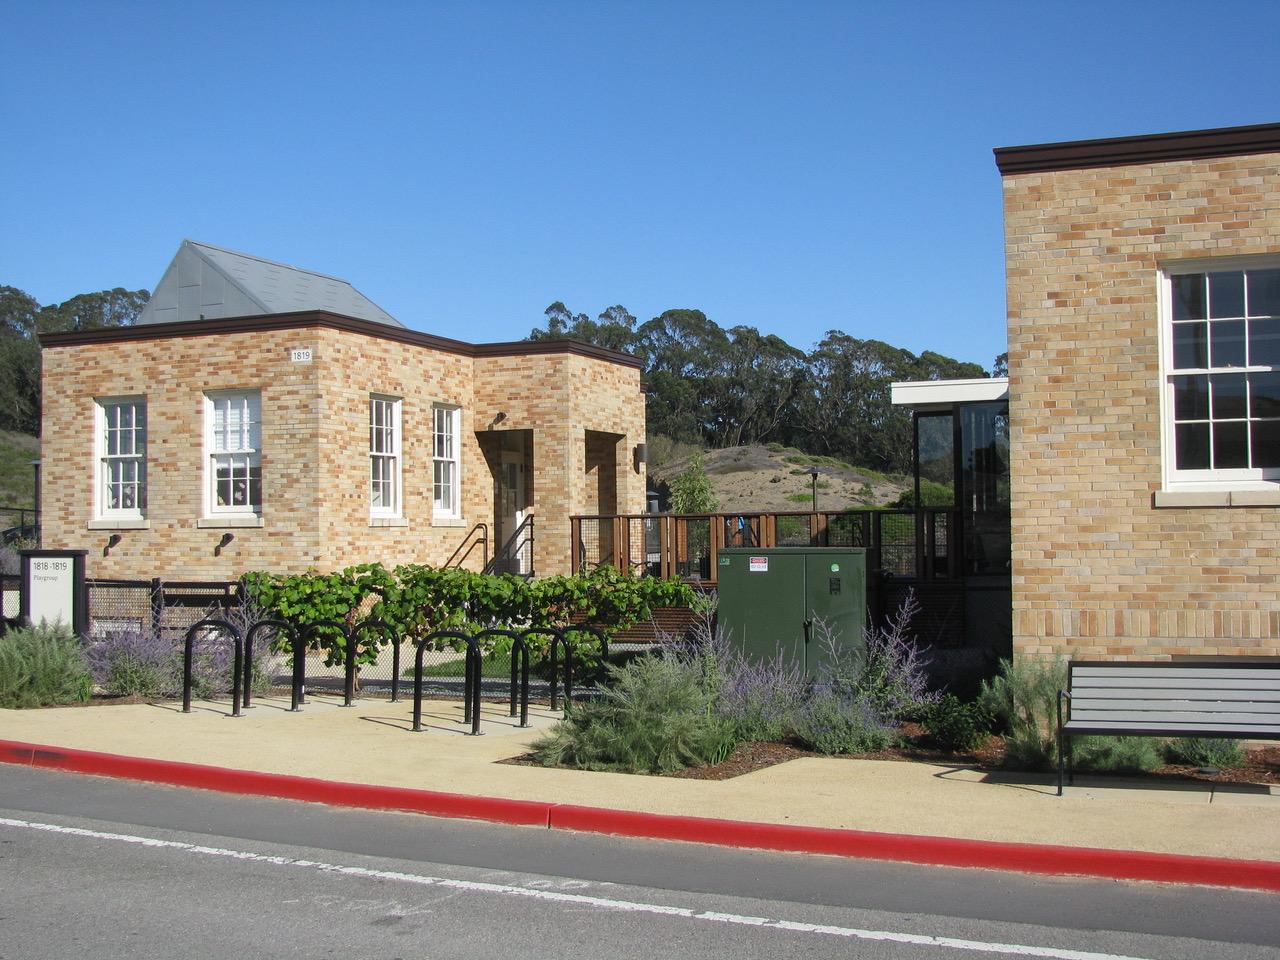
left=80, top=578, right=637, bottom=703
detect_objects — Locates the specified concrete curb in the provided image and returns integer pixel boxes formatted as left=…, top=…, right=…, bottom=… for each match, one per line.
left=3, top=738, right=1278, bottom=893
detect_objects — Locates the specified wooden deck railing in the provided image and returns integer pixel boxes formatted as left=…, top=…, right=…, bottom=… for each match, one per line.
left=569, top=509, right=959, bottom=586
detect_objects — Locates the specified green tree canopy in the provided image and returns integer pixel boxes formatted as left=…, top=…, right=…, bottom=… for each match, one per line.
left=0, top=285, right=148, bottom=434
left=528, top=301, right=987, bottom=475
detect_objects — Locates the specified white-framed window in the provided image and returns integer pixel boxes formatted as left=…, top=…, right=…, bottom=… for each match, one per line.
left=432, top=404, right=461, bottom=519
left=1161, top=259, right=1280, bottom=489
left=95, top=397, right=146, bottom=519
left=205, top=391, right=262, bottom=515
left=369, top=395, right=402, bottom=517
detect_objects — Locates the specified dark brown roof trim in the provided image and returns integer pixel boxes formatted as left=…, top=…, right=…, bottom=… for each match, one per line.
left=994, top=121, right=1280, bottom=175
left=37, top=310, right=645, bottom=370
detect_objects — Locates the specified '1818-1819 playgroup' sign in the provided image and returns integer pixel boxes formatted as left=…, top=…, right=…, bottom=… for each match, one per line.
left=20, top=549, right=88, bottom=636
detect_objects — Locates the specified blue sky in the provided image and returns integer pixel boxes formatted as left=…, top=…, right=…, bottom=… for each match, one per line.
left=3, top=2, right=1276, bottom=370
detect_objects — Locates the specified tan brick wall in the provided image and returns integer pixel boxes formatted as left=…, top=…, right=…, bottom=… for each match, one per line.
left=41, top=325, right=645, bottom=580
left=473, top=352, right=646, bottom=574
left=1003, top=151, right=1280, bottom=661
left=41, top=329, right=325, bottom=579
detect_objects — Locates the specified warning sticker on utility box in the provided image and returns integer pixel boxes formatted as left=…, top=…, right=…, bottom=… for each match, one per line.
left=748, top=556, right=769, bottom=572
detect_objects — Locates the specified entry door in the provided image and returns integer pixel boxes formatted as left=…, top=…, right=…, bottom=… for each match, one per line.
left=498, top=452, right=527, bottom=574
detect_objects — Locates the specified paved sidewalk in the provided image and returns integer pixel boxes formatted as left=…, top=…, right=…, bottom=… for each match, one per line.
left=2, top=695, right=1277, bottom=864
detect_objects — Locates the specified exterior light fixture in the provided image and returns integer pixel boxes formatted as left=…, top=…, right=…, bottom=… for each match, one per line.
left=215, top=532, right=234, bottom=556
left=808, top=466, right=820, bottom=512
left=634, top=442, right=648, bottom=473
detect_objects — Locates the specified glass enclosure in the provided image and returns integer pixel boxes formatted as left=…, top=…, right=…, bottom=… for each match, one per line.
left=912, top=400, right=1010, bottom=578
left=960, top=402, right=1010, bottom=576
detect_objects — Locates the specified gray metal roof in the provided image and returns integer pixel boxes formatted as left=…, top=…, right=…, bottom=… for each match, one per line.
left=137, top=240, right=403, bottom=327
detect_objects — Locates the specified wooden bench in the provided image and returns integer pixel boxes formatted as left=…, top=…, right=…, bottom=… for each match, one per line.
left=1056, top=661, right=1280, bottom=795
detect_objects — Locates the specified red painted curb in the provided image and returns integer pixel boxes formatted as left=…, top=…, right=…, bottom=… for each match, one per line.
left=548, top=804, right=1280, bottom=892
left=3, top=738, right=1278, bottom=892
left=0, top=739, right=549, bottom=827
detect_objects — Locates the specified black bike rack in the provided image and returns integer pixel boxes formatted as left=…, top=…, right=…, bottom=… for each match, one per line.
left=412, top=630, right=474, bottom=734
left=474, top=628, right=529, bottom=728
left=353, top=617, right=400, bottom=702
left=182, top=618, right=244, bottom=716
left=563, top=623, right=610, bottom=693
left=522, top=626, right=568, bottom=713
left=552, top=624, right=610, bottom=712
left=301, top=619, right=352, bottom=706
left=461, top=632, right=485, bottom=735
left=242, top=618, right=299, bottom=710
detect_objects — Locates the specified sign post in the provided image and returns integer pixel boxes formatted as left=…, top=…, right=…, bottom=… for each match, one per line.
left=20, top=549, right=88, bottom=637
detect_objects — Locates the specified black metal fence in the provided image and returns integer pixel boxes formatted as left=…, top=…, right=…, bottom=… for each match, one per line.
left=76, top=577, right=634, bottom=705
left=0, top=506, right=39, bottom=546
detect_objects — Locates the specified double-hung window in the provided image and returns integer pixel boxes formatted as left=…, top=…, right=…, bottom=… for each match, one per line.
left=369, top=396, right=402, bottom=518
left=1163, top=262, right=1280, bottom=489
left=432, top=405, right=461, bottom=519
left=206, top=391, right=262, bottom=514
left=96, top=398, right=146, bottom=519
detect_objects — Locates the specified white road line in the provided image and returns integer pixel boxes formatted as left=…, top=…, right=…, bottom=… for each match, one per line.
left=0, top=815, right=1153, bottom=960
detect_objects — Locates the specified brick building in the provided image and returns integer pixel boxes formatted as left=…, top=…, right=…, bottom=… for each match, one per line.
left=38, top=241, right=647, bottom=579
left=896, top=121, right=1280, bottom=662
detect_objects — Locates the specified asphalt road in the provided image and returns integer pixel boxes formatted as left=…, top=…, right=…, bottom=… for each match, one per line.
left=0, top=766, right=1277, bottom=960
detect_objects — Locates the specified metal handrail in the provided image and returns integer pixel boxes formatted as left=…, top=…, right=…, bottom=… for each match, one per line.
left=570, top=507, right=961, bottom=582
left=443, top=522, right=489, bottom=570
left=484, top=514, right=535, bottom=576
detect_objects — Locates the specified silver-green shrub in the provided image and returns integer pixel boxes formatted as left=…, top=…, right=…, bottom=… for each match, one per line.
left=978, top=656, right=1068, bottom=771
left=1165, top=737, right=1245, bottom=769
left=0, top=622, right=92, bottom=708
left=531, top=654, right=738, bottom=773
left=1072, top=735, right=1163, bottom=774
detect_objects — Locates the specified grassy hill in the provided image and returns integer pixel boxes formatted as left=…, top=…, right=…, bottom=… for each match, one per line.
left=649, top=443, right=910, bottom=512
left=0, top=430, right=38, bottom=508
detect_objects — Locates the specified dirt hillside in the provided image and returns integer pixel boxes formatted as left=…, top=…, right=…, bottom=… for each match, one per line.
left=648, top=444, right=909, bottom=512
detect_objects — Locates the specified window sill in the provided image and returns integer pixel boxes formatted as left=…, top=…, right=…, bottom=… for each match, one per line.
left=198, top=516, right=265, bottom=528
left=431, top=517, right=467, bottom=528
left=369, top=517, right=408, bottom=528
left=1153, top=490, right=1280, bottom=508
left=88, top=519, right=150, bottom=530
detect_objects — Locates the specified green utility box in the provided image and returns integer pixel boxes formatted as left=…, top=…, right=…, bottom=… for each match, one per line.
left=716, top=547, right=867, bottom=675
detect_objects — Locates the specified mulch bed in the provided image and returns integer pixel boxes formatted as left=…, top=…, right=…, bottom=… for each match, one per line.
left=504, top=724, right=1280, bottom=785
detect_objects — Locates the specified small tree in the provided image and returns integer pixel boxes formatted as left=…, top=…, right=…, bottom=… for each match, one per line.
left=670, top=453, right=718, bottom=513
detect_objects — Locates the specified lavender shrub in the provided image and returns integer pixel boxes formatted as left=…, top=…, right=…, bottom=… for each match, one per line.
left=792, top=593, right=936, bottom=754
left=819, top=591, right=937, bottom=724
left=88, top=606, right=274, bottom=700
left=794, top=687, right=897, bottom=755
left=666, top=600, right=806, bottom=743
left=87, top=628, right=180, bottom=698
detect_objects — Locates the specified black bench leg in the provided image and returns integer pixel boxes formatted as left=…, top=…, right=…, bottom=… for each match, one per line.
left=1057, top=730, right=1064, bottom=797
left=1056, top=691, right=1065, bottom=797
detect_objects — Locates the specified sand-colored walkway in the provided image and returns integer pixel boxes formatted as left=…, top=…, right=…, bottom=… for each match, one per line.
left=3, top=695, right=1277, bottom=863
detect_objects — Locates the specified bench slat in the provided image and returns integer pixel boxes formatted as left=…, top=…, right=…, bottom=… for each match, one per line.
left=1070, top=688, right=1280, bottom=702
left=1073, top=667, right=1280, bottom=681
left=1072, top=698, right=1280, bottom=714
left=1064, top=720, right=1280, bottom=735
left=1068, top=709, right=1280, bottom=725
left=1071, top=677, right=1280, bottom=691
